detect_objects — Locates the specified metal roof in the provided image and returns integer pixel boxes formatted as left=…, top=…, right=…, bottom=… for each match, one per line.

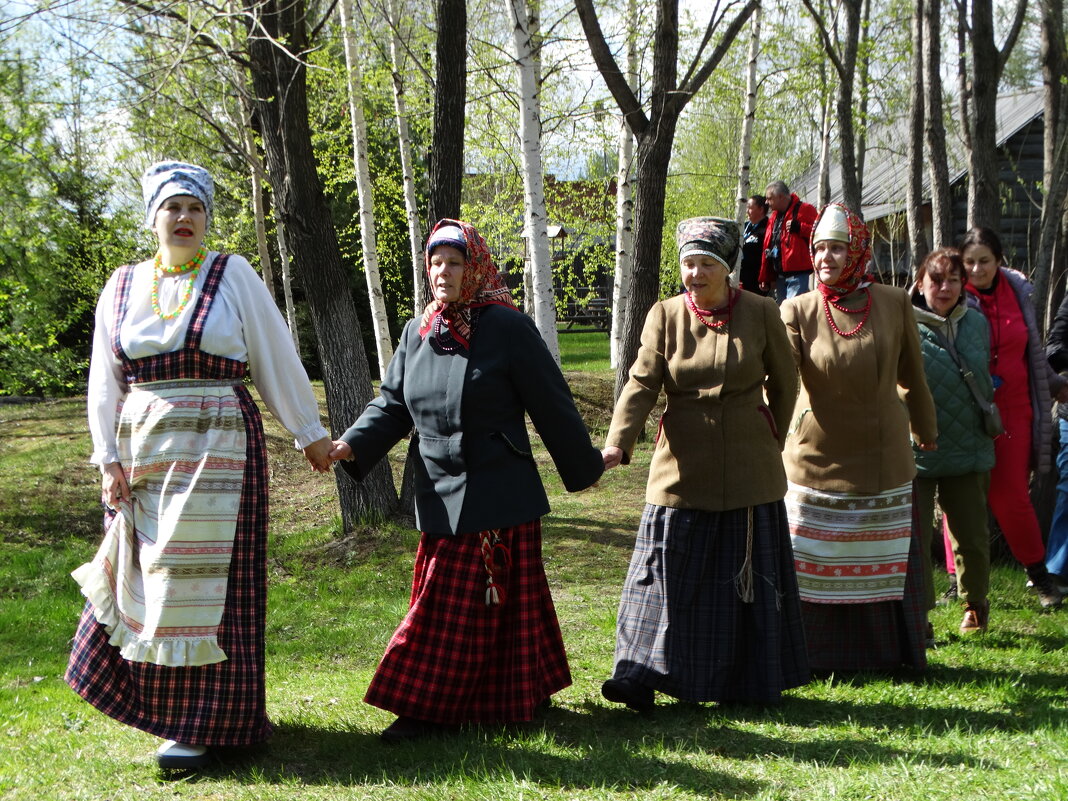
left=790, top=88, right=1044, bottom=221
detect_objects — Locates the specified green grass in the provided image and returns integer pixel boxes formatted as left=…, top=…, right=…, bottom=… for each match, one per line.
left=1, top=362, right=1067, bottom=800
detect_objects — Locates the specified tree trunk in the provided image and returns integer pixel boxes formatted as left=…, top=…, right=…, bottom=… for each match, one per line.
left=275, top=222, right=300, bottom=351
left=387, top=0, right=427, bottom=318
left=575, top=0, right=757, bottom=395
left=905, top=0, right=928, bottom=272
left=508, top=0, right=560, bottom=361
left=427, top=0, right=466, bottom=227
left=817, top=91, right=832, bottom=208
left=967, top=0, right=1000, bottom=230
left=243, top=0, right=396, bottom=528
left=924, top=0, right=952, bottom=248
left=856, top=0, right=872, bottom=195
left=616, top=126, right=676, bottom=397
left=403, top=0, right=468, bottom=517
left=1034, top=0, right=1068, bottom=320
left=610, top=0, right=637, bottom=369
left=835, top=0, right=862, bottom=213
left=961, top=0, right=1029, bottom=231
left=734, top=4, right=762, bottom=222
left=339, top=0, right=395, bottom=378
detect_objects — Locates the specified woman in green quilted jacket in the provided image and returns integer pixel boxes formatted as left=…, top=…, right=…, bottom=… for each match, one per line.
left=911, top=248, right=996, bottom=635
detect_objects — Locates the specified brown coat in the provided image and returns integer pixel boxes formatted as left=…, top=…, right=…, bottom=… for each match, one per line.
left=781, top=283, right=938, bottom=493
left=605, top=291, right=797, bottom=511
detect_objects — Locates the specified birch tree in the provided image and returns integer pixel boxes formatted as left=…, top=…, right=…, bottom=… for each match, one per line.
left=339, top=0, right=395, bottom=377
left=576, top=0, right=759, bottom=396
left=385, top=0, right=430, bottom=317
left=507, top=0, right=559, bottom=362
left=242, top=0, right=398, bottom=526
left=734, top=3, right=762, bottom=223
left=610, top=0, right=637, bottom=369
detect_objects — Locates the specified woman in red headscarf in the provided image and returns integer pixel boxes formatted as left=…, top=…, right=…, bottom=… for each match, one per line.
left=780, top=203, right=938, bottom=672
left=330, top=219, right=603, bottom=741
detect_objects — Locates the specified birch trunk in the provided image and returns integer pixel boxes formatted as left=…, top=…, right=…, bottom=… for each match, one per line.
left=387, top=0, right=427, bottom=317
left=275, top=221, right=300, bottom=351
left=340, top=0, right=394, bottom=377
left=817, top=92, right=832, bottom=207
left=507, top=0, right=559, bottom=362
left=610, top=0, right=637, bottom=369
left=734, top=3, right=762, bottom=223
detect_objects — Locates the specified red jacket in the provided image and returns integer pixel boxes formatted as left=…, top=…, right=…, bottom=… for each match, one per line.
left=759, top=194, right=818, bottom=283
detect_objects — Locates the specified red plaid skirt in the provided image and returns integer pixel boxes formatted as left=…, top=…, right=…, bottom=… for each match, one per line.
left=364, top=519, right=571, bottom=724
left=65, top=385, right=272, bottom=746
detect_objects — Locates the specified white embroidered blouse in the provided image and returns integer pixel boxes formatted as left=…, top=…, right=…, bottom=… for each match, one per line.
left=87, top=252, right=328, bottom=467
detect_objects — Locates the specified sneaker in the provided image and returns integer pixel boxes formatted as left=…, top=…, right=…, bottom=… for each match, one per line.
left=938, top=575, right=958, bottom=605
left=156, top=740, right=210, bottom=769
left=960, top=600, right=989, bottom=634
left=601, top=677, right=655, bottom=713
left=1025, top=563, right=1064, bottom=609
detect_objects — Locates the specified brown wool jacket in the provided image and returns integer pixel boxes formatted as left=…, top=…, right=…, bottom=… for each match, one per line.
left=605, top=290, right=798, bottom=512
left=781, top=283, right=938, bottom=494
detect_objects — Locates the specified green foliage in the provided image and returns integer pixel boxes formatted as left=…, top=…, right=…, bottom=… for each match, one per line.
left=0, top=49, right=139, bottom=397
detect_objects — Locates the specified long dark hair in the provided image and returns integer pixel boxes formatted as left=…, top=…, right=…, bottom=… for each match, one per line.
left=958, top=226, right=1005, bottom=265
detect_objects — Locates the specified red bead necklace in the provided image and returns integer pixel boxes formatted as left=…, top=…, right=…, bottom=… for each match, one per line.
left=686, top=289, right=735, bottom=330
left=821, top=287, right=872, bottom=337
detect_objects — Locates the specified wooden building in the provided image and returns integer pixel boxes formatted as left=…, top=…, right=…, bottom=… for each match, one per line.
left=790, top=89, right=1045, bottom=283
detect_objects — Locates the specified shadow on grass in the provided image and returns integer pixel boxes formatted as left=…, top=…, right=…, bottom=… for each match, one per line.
left=190, top=716, right=760, bottom=796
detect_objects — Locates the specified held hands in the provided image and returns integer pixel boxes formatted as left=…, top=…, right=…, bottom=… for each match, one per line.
left=101, top=462, right=131, bottom=509
left=916, top=441, right=938, bottom=452
left=302, top=436, right=335, bottom=473
left=328, top=440, right=353, bottom=463
left=601, top=446, right=624, bottom=470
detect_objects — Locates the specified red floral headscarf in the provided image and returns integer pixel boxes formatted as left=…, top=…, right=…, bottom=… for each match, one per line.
left=811, top=203, right=872, bottom=297
left=419, top=218, right=516, bottom=349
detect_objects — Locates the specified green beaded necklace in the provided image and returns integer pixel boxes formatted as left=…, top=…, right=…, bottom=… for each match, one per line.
left=152, top=245, right=207, bottom=320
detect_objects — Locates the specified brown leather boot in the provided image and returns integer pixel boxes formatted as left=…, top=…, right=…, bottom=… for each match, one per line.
left=960, top=599, right=989, bottom=634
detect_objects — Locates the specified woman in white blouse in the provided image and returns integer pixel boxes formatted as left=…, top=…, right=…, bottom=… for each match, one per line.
left=66, top=162, right=331, bottom=769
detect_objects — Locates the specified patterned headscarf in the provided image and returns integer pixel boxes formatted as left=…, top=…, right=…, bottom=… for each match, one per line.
left=676, top=216, right=741, bottom=272
left=811, top=203, right=871, bottom=296
left=141, top=161, right=214, bottom=233
left=419, top=218, right=516, bottom=349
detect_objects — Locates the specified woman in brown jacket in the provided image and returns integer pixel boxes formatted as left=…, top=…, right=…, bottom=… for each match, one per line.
left=599, top=217, right=809, bottom=711
left=782, top=203, right=938, bottom=672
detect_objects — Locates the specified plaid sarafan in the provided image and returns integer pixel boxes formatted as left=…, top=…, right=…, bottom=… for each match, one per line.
left=363, top=519, right=571, bottom=724
left=65, top=254, right=273, bottom=746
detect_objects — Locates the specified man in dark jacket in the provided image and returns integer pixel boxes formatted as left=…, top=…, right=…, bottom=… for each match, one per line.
left=758, top=180, right=818, bottom=304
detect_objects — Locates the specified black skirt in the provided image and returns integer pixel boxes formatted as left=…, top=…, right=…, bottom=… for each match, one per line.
left=611, top=501, right=810, bottom=703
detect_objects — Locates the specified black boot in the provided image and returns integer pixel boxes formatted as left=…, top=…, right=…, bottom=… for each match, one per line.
left=1025, top=562, right=1064, bottom=609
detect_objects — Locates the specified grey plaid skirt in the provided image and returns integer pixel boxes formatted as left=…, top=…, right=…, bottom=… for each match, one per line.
left=610, top=501, right=810, bottom=703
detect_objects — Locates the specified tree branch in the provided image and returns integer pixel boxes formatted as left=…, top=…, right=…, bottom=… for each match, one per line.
left=996, top=0, right=1029, bottom=76
left=679, top=0, right=758, bottom=110
left=573, top=0, right=648, bottom=136
left=800, top=0, right=847, bottom=79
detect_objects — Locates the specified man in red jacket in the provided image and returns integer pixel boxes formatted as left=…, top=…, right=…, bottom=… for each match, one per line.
left=758, top=181, right=819, bottom=304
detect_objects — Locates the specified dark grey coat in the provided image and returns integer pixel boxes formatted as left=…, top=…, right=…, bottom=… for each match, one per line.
left=339, top=304, right=604, bottom=535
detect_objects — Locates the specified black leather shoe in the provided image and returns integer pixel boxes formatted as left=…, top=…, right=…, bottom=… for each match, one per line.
left=380, top=716, right=452, bottom=744
left=601, top=678, right=655, bottom=713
